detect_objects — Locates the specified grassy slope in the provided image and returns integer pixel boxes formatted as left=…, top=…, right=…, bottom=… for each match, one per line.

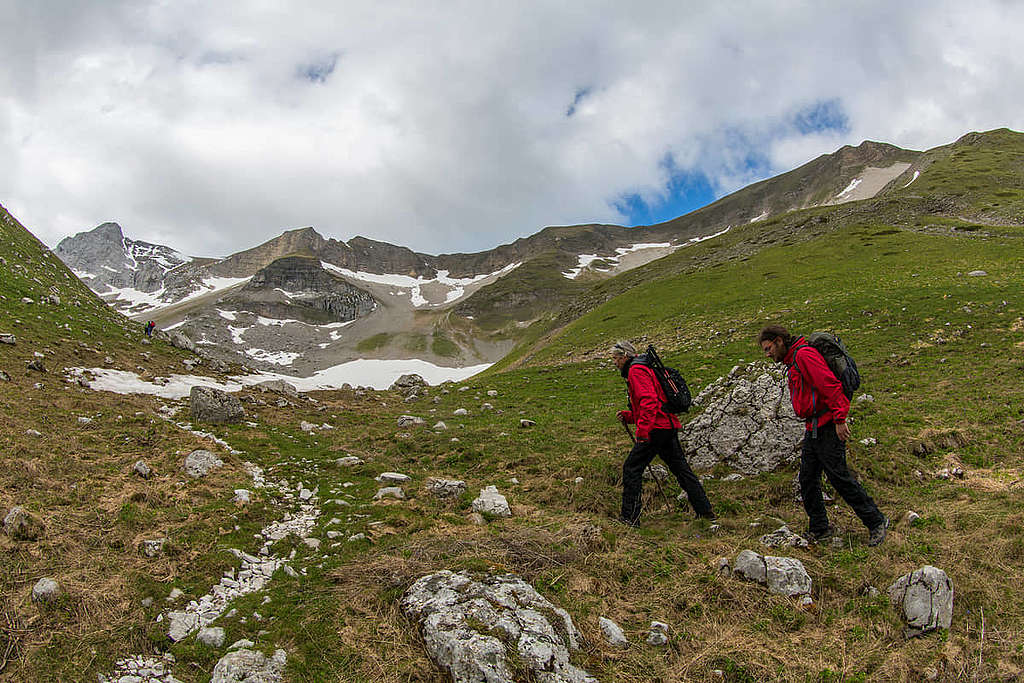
left=3, top=130, right=1024, bottom=682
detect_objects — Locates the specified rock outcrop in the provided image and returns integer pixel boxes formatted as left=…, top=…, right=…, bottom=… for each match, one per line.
left=402, top=571, right=595, bottom=682
left=730, top=550, right=812, bottom=597
left=888, top=566, right=954, bottom=637
left=680, top=362, right=804, bottom=474
left=190, top=386, right=245, bottom=424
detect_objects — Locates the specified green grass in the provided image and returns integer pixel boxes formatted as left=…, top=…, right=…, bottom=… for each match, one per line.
left=5, top=132, right=1024, bottom=681
left=355, top=332, right=392, bottom=352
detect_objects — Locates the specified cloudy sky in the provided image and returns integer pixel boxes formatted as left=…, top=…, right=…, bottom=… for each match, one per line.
left=2, top=1, right=1022, bottom=257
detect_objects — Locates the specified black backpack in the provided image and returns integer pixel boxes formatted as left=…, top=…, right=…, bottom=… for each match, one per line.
left=795, top=332, right=861, bottom=399
left=633, top=344, right=692, bottom=414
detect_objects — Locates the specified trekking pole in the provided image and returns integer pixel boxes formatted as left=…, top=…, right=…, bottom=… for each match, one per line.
left=621, top=422, right=673, bottom=513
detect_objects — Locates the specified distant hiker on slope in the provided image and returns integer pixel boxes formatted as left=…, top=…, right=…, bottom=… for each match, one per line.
left=145, top=321, right=155, bottom=337
left=758, top=324, right=888, bottom=546
left=611, top=340, right=714, bottom=526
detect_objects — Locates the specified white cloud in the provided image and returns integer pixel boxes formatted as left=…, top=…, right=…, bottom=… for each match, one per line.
left=2, top=1, right=1024, bottom=257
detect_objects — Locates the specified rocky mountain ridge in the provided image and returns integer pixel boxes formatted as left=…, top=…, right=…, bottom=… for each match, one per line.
left=53, top=134, right=929, bottom=373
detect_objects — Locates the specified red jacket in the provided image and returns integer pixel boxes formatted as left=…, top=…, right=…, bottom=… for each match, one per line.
left=784, top=336, right=849, bottom=431
left=620, top=360, right=680, bottom=440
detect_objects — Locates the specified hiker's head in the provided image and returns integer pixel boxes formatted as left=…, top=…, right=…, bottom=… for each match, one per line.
left=758, top=324, right=793, bottom=362
left=610, top=340, right=636, bottom=370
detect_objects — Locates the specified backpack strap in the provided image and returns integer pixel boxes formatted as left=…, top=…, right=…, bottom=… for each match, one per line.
left=788, top=343, right=821, bottom=438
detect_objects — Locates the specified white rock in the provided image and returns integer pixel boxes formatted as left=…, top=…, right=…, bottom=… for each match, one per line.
left=967, top=270, right=987, bottom=277
left=433, top=421, right=448, bottom=430
left=599, top=616, right=628, bottom=647
left=397, top=415, right=425, bottom=427
left=373, top=487, right=406, bottom=501
left=487, top=390, right=498, bottom=397
left=347, top=533, right=367, bottom=542
left=31, top=577, right=60, bottom=603
left=210, top=648, right=287, bottom=683
left=336, top=456, right=363, bottom=467
left=646, top=621, right=669, bottom=646
left=197, top=626, right=226, bottom=648
left=888, top=565, right=954, bottom=637
left=906, top=510, right=921, bottom=524
left=453, top=408, right=469, bottom=416
left=376, top=472, right=411, bottom=484
left=519, top=419, right=536, bottom=428
left=471, top=486, right=511, bottom=518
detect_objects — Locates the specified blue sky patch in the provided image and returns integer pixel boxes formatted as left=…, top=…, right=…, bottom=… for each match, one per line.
left=792, top=98, right=849, bottom=135
left=298, top=53, right=340, bottom=84
left=614, top=153, right=717, bottom=226
left=566, top=87, right=592, bottom=117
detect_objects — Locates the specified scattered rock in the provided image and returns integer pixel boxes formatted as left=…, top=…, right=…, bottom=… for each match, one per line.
left=233, top=489, right=251, bottom=505
left=426, top=478, right=467, bottom=499
left=471, top=486, right=511, bottom=518
left=26, top=358, right=46, bottom=373
left=0, top=371, right=10, bottom=381
left=3, top=506, right=44, bottom=540
left=646, top=621, right=669, bottom=646
left=210, top=648, right=287, bottom=683
left=300, top=420, right=316, bottom=432
left=680, top=363, right=804, bottom=474
left=401, top=571, right=594, bottom=682
left=856, top=394, right=874, bottom=403
left=373, top=487, right=406, bottom=501
left=759, top=525, right=810, bottom=549
left=142, top=537, right=168, bottom=557
left=905, top=511, right=921, bottom=524
left=168, top=331, right=196, bottom=352
left=0, top=333, right=15, bottom=345
left=132, top=460, right=153, bottom=479
left=167, top=611, right=199, bottom=642
left=182, top=449, right=224, bottom=478
left=198, top=626, right=226, bottom=648
left=573, top=476, right=584, bottom=485
left=298, top=488, right=314, bottom=501
left=190, top=386, right=245, bottom=424
left=347, top=533, right=367, bottom=542
left=32, top=577, right=60, bottom=603
left=256, top=379, right=299, bottom=397
left=519, top=419, right=536, bottom=428
left=25, top=429, right=42, bottom=437
left=336, top=456, right=364, bottom=467
left=397, top=415, right=425, bottom=427
left=716, top=558, right=732, bottom=578
left=481, top=402, right=493, bottom=410
left=453, top=408, right=469, bottom=416
left=721, top=473, right=744, bottom=482
left=433, top=421, right=448, bottom=430
left=599, top=616, right=628, bottom=647
left=888, top=566, right=954, bottom=637
left=376, top=472, right=411, bottom=484
left=967, top=270, right=988, bottom=277
left=732, top=550, right=811, bottom=596
left=391, top=373, right=427, bottom=392
left=643, top=464, right=669, bottom=481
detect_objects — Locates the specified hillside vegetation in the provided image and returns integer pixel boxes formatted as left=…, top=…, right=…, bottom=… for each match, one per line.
left=1, top=130, right=1023, bottom=682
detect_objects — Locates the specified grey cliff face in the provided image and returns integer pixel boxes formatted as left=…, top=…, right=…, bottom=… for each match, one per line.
left=231, top=255, right=376, bottom=323
left=55, top=222, right=191, bottom=295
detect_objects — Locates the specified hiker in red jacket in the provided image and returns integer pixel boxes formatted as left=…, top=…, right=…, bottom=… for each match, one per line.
left=612, top=340, right=714, bottom=526
left=759, top=324, right=888, bottom=546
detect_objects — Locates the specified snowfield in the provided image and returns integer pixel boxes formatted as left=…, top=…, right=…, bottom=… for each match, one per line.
left=68, top=358, right=492, bottom=396
left=321, top=261, right=520, bottom=307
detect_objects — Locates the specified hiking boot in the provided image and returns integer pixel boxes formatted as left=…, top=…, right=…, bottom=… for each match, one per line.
left=867, top=517, right=889, bottom=547
left=696, top=512, right=718, bottom=521
left=802, top=526, right=836, bottom=544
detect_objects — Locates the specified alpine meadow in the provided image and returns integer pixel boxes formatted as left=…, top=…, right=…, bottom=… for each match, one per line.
left=2, top=127, right=1024, bottom=682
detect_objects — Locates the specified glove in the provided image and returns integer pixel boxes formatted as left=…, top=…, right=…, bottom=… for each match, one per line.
left=636, top=428, right=650, bottom=443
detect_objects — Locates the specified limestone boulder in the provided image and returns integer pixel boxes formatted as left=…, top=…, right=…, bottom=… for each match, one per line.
left=211, top=648, right=287, bottom=683
left=888, top=566, right=954, bottom=637
left=190, top=386, right=244, bottom=424
left=3, top=506, right=44, bottom=540
left=679, top=362, right=804, bottom=474
left=183, top=449, right=224, bottom=478
left=472, top=486, right=511, bottom=518
left=401, top=570, right=596, bottom=683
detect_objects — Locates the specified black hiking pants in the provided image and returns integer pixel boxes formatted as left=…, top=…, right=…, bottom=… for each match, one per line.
left=621, top=428, right=713, bottom=524
left=800, top=422, right=885, bottom=534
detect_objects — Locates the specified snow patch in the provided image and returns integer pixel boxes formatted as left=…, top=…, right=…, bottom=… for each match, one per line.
left=750, top=211, right=769, bottom=223
left=245, top=349, right=302, bottom=366
left=904, top=170, right=921, bottom=187
left=72, top=269, right=96, bottom=280
left=69, top=358, right=490, bottom=396
left=835, top=178, right=863, bottom=198
left=321, top=261, right=520, bottom=307
left=216, top=309, right=238, bottom=321
left=563, top=242, right=676, bottom=280
left=227, top=325, right=251, bottom=345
